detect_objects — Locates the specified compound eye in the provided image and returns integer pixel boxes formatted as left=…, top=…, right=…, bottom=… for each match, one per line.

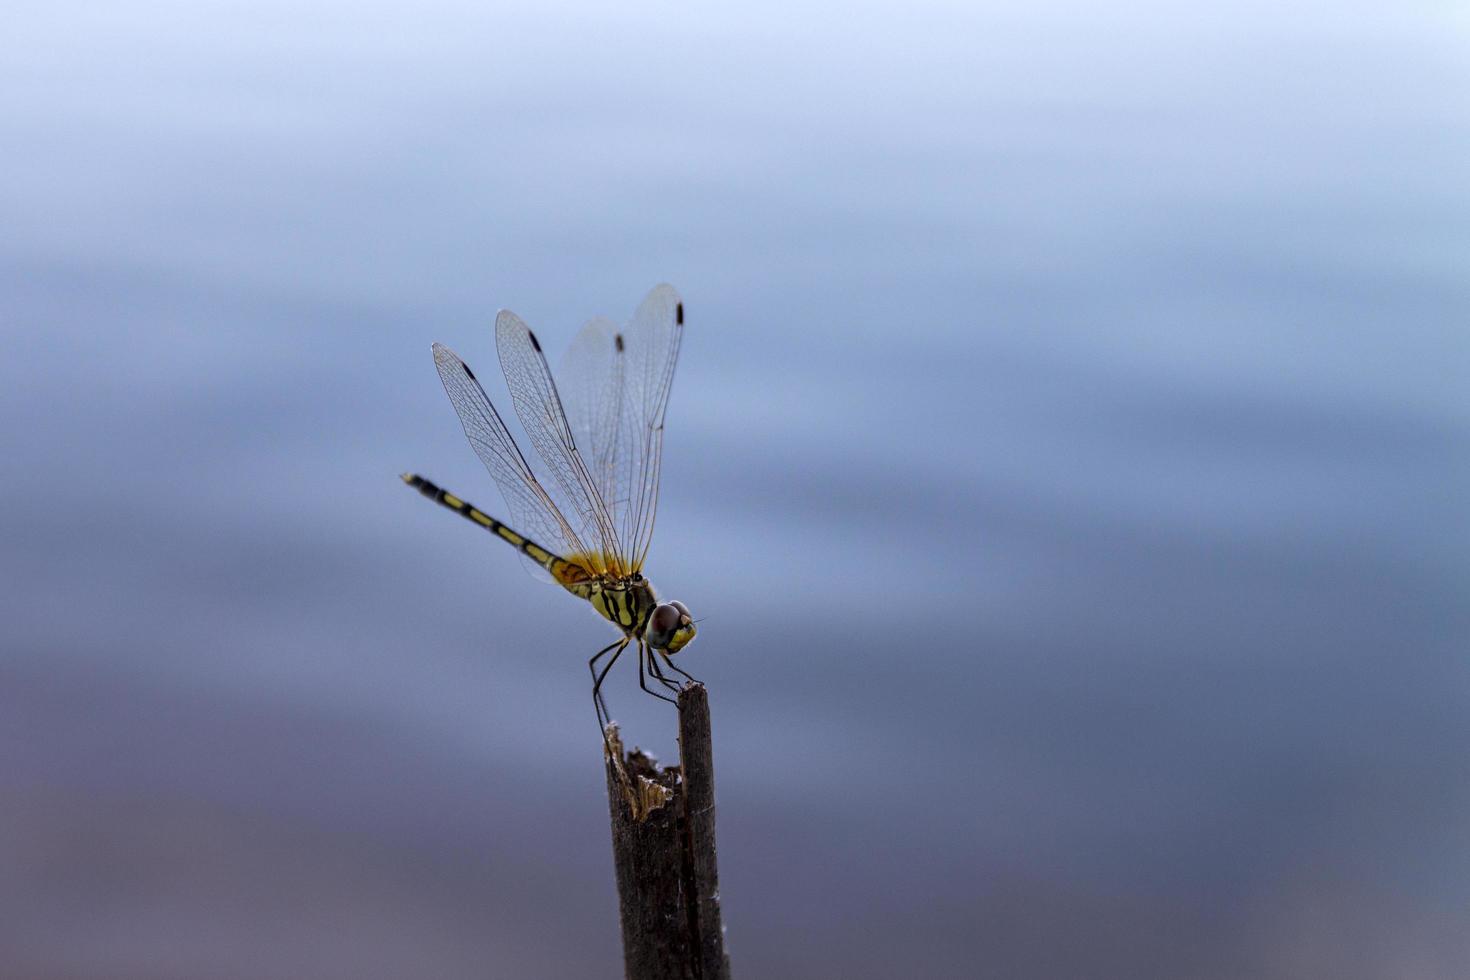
left=650, top=604, right=681, bottom=636
left=670, top=600, right=690, bottom=618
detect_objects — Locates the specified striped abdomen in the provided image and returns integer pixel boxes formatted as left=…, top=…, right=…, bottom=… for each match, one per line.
left=403, top=473, right=663, bottom=637
left=401, top=473, right=591, bottom=590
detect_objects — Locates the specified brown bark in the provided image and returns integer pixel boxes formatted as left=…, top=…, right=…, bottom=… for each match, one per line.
left=604, top=683, right=731, bottom=980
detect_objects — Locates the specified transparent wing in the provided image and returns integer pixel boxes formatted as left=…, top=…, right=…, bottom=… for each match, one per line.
left=559, top=315, right=627, bottom=533
left=619, top=284, right=685, bottom=570
left=495, top=310, right=625, bottom=575
left=430, top=341, right=591, bottom=581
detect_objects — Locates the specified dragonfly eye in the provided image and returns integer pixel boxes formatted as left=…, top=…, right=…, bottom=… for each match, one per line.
left=649, top=603, right=680, bottom=636
left=647, top=601, right=697, bottom=653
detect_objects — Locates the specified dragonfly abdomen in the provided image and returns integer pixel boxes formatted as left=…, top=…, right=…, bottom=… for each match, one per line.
left=401, top=473, right=590, bottom=587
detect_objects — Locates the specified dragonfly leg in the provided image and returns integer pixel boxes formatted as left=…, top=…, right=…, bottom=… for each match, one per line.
left=646, top=652, right=684, bottom=694
left=656, top=651, right=702, bottom=688
left=591, top=637, right=630, bottom=733
left=637, top=641, right=678, bottom=706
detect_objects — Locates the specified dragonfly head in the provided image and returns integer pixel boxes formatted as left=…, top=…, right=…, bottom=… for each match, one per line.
left=647, top=600, right=696, bottom=655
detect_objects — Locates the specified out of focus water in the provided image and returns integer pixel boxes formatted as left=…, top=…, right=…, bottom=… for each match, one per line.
left=3, top=2, right=1468, bottom=977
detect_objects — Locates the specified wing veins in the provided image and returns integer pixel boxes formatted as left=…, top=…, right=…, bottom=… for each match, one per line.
left=497, top=312, right=626, bottom=573
left=431, top=342, right=589, bottom=564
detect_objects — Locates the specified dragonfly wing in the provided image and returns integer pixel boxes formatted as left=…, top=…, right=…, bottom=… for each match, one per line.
left=618, top=284, right=685, bottom=570
left=431, top=341, right=590, bottom=581
left=560, top=316, right=627, bottom=530
left=496, top=309, right=625, bottom=575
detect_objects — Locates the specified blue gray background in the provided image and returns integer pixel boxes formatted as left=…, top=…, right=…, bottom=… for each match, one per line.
left=3, top=3, right=1467, bottom=977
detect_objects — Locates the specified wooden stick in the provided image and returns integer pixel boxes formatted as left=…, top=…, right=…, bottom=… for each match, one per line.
left=677, top=684, right=730, bottom=980
left=604, top=683, right=732, bottom=980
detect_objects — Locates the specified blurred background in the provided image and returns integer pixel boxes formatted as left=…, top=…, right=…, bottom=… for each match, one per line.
left=3, top=2, right=1468, bottom=977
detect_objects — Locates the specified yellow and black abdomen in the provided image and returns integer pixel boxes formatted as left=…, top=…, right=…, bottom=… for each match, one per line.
left=401, top=473, right=591, bottom=589
left=401, top=474, right=664, bottom=637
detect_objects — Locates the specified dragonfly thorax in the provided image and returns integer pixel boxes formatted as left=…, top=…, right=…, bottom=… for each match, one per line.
left=586, top=575, right=659, bottom=636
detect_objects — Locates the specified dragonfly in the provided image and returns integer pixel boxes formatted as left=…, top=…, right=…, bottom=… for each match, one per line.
left=401, top=284, right=699, bottom=735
